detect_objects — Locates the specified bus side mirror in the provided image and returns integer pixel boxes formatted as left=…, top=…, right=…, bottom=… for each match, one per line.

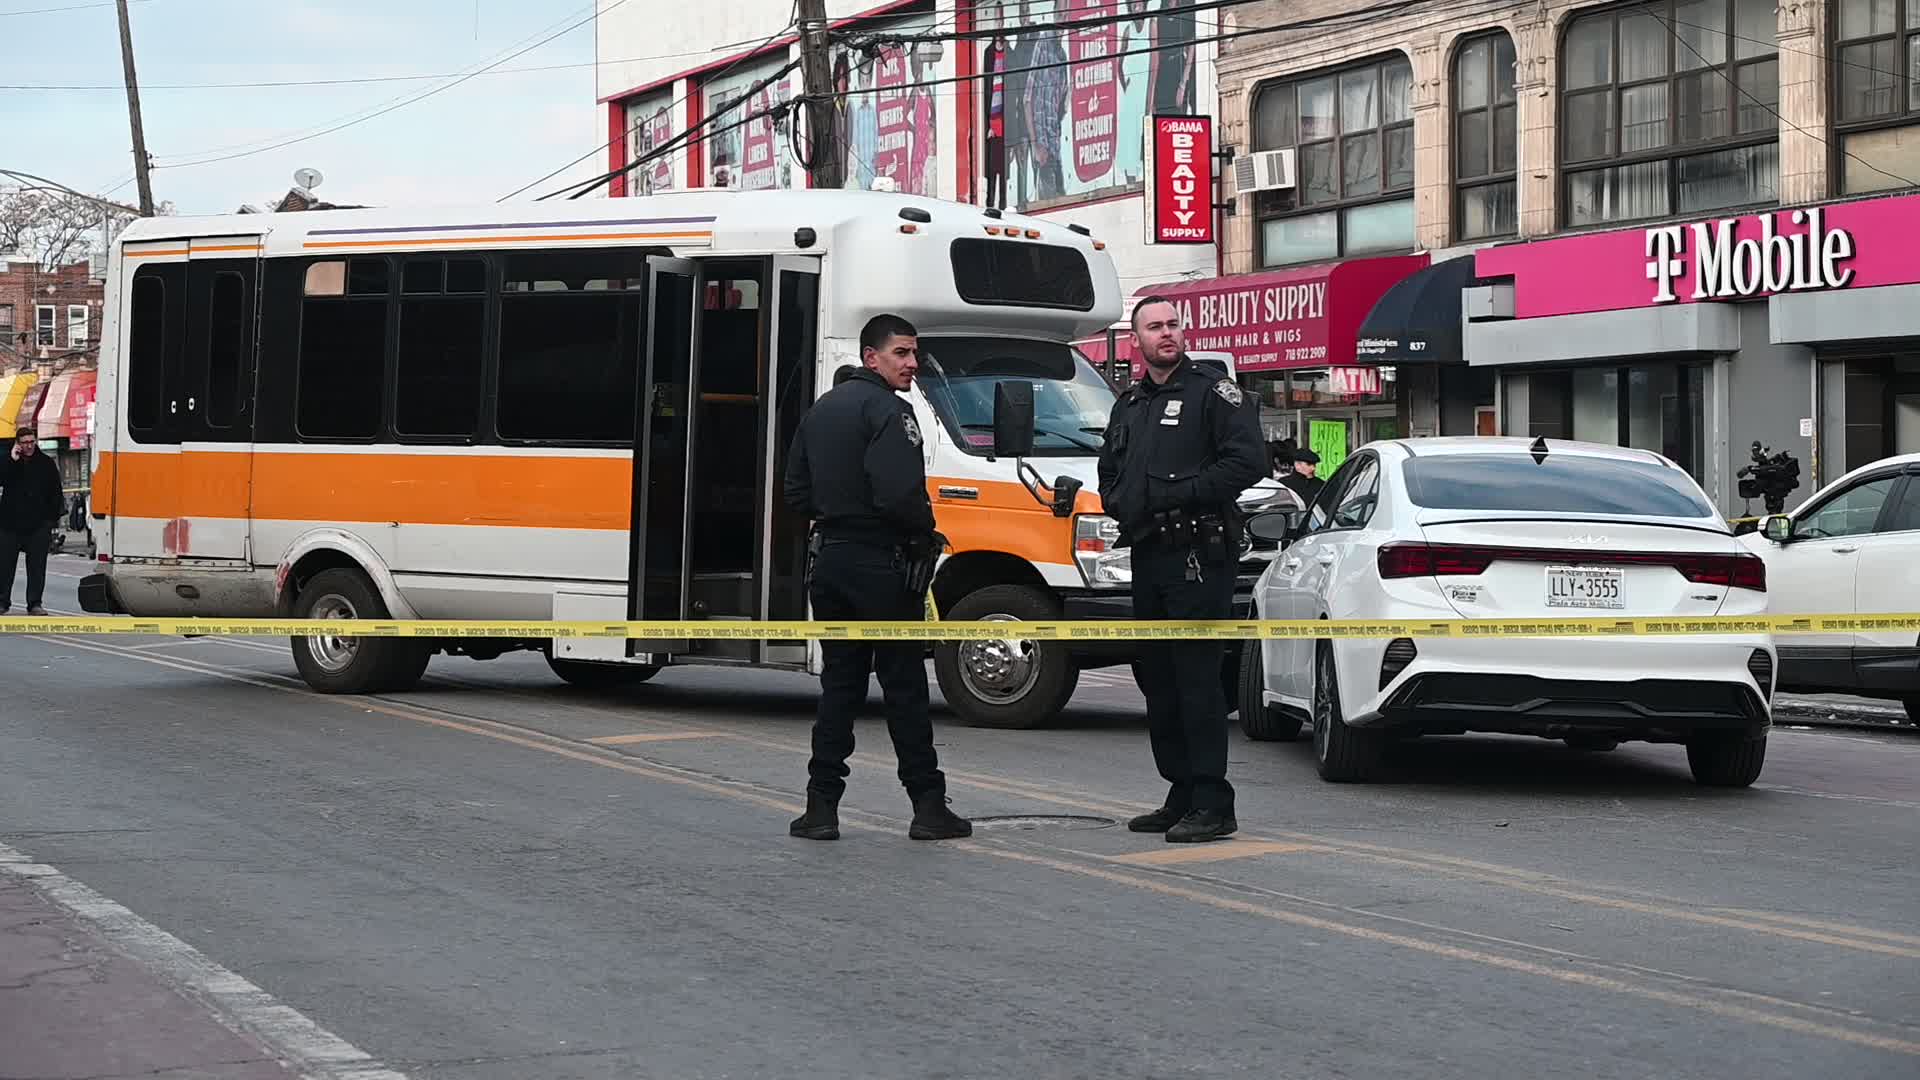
left=993, top=381, right=1035, bottom=459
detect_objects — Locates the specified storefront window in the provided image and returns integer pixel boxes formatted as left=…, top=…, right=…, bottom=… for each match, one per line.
left=1507, top=364, right=1705, bottom=480
left=1833, top=0, right=1920, bottom=192
left=1559, top=0, right=1779, bottom=226
left=1453, top=31, right=1519, bottom=239
left=1252, top=54, right=1415, bottom=266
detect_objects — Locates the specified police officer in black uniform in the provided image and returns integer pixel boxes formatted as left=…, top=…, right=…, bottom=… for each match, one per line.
left=782, top=313, right=972, bottom=843
left=1098, top=296, right=1266, bottom=843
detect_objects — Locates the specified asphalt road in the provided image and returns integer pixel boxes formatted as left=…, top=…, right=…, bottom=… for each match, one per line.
left=4, top=555, right=1918, bottom=1079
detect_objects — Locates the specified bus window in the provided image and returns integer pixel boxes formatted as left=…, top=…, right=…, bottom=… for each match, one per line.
left=496, top=250, right=646, bottom=443
left=949, top=239, right=1096, bottom=311
left=126, top=266, right=179, bottom=441
left=395, top=258, right=485, bottom=441
left=297, top=258, right=390, bottom=440
left=204, top=271, right=247, bottom=430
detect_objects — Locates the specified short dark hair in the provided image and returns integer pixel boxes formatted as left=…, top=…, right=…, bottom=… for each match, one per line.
left=860, top=313, right=918, bottom=353
left=1131, top=294, right=1176, bottom=331
left=832, top=364, right=862, bottom=386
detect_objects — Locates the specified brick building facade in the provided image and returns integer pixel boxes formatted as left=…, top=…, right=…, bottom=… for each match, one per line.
left=0, top=259, right=103, bottom=368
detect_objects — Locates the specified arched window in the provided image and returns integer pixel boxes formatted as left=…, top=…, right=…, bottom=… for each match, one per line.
left=1454, top=31, right=1518, bottom=239
left=1557, top=0, right=1778, bottom=227
left=1250, top=54, right=1415, bottom=266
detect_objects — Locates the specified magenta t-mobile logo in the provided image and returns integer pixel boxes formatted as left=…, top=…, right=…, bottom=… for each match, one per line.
left=1645, top=225, right=1688, bottom=303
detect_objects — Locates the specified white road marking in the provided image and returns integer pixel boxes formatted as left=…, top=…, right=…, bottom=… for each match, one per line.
left=0, top=841, right=410, bottom=1080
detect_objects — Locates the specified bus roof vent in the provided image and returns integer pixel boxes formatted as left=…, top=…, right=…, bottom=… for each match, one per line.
left=899, top=206, right=932, bottom=224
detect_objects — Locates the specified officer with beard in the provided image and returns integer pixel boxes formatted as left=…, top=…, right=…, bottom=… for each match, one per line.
left=1098, top=296, right=1265, bottom=843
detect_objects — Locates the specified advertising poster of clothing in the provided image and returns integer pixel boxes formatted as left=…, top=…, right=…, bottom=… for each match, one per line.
left=977, top=0, right=1196, bottom=210
left=704, top=59, right=795, bottom=191
left=833, top=13, right=941, bottom=195
left=625, top=89, right=675, bottom=196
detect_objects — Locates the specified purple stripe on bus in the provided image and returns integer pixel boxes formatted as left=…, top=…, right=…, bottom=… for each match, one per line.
left=306, top=217, right=719, bottom=237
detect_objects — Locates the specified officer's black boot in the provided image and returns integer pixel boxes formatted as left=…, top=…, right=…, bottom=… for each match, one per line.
left=789, top=790, right=840, bottom=841
left=908, top=792, right=972, bottom=841
left=1126, top=804, right=1187, bottom=833
left=1166, top=809, right=1237, bottom=843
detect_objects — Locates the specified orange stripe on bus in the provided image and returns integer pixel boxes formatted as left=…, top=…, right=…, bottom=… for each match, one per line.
left=300, top=231, right=713, bottom=250
left=125, top=248, right=191, bottom=258
left=98, top=451, right=633, bottom=530
left=192, top=244, right=263, bottom=253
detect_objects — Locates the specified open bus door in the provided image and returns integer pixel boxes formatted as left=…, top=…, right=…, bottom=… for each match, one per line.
left=613, top=254, right=822, bottom=670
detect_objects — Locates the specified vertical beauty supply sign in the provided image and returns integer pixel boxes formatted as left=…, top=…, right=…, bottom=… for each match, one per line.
left=1145, top=114, right=1213, bottom=244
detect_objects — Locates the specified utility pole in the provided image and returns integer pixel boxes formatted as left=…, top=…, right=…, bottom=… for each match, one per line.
left=796, top=0, right=843, bottom=190
left=115, top=0, right=156, bottom=216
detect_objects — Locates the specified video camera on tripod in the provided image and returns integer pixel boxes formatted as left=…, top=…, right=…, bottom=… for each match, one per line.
left=1737, top=440, right=1801, bottom=517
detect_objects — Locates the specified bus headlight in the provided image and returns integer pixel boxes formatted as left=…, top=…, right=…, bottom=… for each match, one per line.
left=1073, top=514, right=1130, bottom=587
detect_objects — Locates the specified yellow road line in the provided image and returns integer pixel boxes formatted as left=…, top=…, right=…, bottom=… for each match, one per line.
left=1106, top=840, right=1322, bottom=866
left=964, top=842, right=1920, bottom=1058
left=585, top=732, right=727, bottom=746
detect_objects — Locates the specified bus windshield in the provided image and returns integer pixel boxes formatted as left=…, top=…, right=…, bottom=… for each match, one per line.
left=917, top=336, right=1115, bottom=457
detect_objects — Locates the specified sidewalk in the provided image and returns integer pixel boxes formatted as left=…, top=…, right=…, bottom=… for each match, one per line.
left=0, top=873, right=300, bottom=1080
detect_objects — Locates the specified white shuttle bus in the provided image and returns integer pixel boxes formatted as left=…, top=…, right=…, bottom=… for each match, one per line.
left=80, top=188, right=1269, bottom=727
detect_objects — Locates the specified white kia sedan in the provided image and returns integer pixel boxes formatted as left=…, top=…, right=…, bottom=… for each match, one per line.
left=1738, top=451, right=1920, bottom=723
left=1238, top=437, right=1775, bottom=787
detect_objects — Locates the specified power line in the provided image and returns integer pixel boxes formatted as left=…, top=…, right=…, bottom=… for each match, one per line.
left=154, top=0, right=630, bottom=171
left=0, top=168, right=141, bottom=214
left=557, top=0, right=1398, bottom=202
left=554, top=57, right=805, bottom=201
left=147, top=0, right=619, bottom=165
left=517, top=1, right=965, bottom=202
left=502, top=1, right=805, bottom=202
left=0, top=40, right=806, bottom=92
left=0, top=0, right=147, bottom=14
left=1650, top=10, right=1919, bottom=192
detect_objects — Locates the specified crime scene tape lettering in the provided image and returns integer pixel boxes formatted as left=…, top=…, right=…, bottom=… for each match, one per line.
left=2, top=615, right=1918, bottom=640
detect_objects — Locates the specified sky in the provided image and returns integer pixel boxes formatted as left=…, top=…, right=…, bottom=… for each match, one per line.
left=0, top=0, right=615, bottom=217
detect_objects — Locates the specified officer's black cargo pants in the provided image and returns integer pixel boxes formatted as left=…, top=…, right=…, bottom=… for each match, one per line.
left=806, top=539, right=945, bottom=803
left=1130, top=541, right=1237, bottom=814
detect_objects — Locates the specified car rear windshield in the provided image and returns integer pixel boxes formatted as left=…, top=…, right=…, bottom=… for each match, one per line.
left=1402, top=454, right=1715, bottom=517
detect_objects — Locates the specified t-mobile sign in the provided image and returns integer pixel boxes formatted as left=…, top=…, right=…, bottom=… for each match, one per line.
left=1147, top=115, right=1213, bottom=245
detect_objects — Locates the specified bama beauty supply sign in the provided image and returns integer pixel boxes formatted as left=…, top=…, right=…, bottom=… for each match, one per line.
left=1145, top=115, right=1214, bottom=245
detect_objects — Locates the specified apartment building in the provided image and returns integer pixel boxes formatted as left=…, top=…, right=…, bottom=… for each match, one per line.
left=1203, top=0, right=1920, bottom=510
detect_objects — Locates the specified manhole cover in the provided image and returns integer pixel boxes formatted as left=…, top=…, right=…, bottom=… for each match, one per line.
left=969, top=814, right=1116, bottom=832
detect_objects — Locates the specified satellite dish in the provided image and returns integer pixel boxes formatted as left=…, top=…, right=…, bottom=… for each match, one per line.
left=294, top=167, right=324, bottom=190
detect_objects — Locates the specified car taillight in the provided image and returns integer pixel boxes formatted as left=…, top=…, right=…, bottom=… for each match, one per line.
left=1377, top=542, right=1495, bottom=578
left=1378, top=543, right=1766, bottom=590
left=1672, top=553, right=1767, bottom=591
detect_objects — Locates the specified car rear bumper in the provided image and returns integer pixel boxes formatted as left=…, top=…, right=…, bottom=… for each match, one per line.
left=1340, top=634, right=1775, bottom=738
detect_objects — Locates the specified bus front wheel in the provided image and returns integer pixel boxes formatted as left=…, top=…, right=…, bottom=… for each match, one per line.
left=290, top=568, right=429, bottom=695
left=934, top=584, right=1078, bottom=730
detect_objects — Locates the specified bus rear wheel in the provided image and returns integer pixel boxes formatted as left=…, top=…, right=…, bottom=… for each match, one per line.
left=934, top=584, right=1077, bottom=730
left=290, top=568, right=429, bottom=695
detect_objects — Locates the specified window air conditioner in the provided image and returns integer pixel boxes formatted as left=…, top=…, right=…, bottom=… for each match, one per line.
left=1232, top=149, right=1296, bottom=196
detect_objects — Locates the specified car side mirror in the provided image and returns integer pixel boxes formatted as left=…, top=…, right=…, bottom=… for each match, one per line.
left=1762, top=514, right=1794, bottom=543
left=1246, top=509, right=1306, bottom=544
left=1049, top=474, right=1082, bottom=518
left=992, top=381, right=1035, bottom=460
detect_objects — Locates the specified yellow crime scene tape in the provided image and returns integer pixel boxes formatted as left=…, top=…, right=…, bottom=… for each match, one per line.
left=3, top=614, right=1918, bottom=640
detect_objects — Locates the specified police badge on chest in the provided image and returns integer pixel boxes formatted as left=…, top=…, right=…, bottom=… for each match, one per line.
left=1160, top=400, right=1183, bottom=426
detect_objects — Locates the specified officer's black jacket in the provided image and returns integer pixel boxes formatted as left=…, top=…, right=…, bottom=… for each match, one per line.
left=1097, top=356, right=1266, bottom=545
left=783, top=368, right=937, bottom=545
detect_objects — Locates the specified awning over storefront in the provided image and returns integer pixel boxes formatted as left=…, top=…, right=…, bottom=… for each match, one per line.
left=1355, top=255, right=1481, bottom=365
left=1132, top=254, right=1429, bottom=374
left=15, top=380, right=47, bottom=440
left=0, top=373, right=39, bottom=439
left=36, top=372, right=74, bottom=440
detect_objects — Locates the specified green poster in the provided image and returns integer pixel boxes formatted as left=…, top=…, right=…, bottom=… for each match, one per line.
left=1310, top=420, right=1349, bottom=475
